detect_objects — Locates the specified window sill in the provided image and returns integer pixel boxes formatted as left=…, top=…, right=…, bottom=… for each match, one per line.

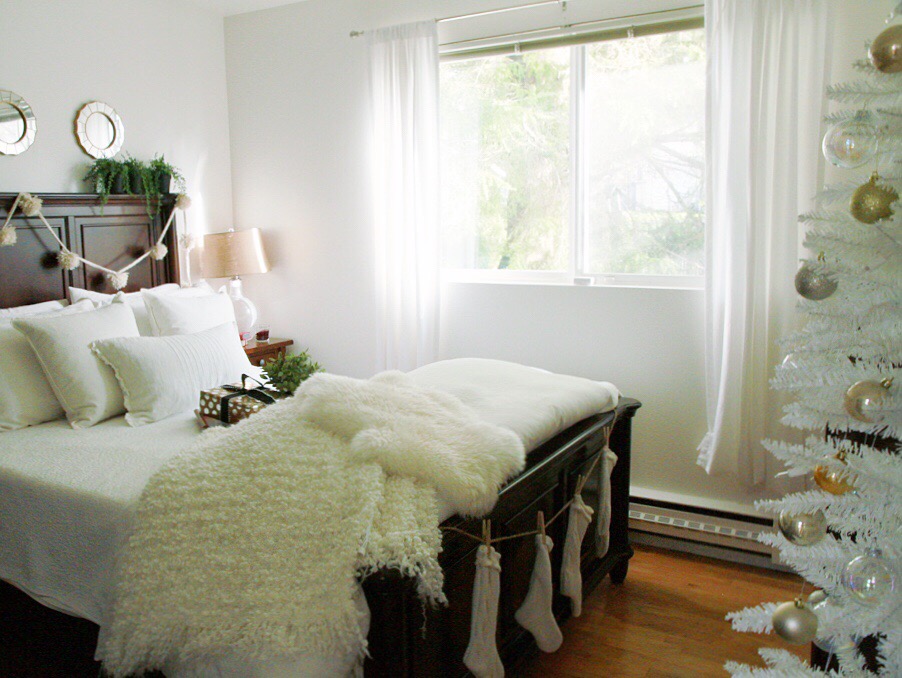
left=441, top=270, right=704, bottom=291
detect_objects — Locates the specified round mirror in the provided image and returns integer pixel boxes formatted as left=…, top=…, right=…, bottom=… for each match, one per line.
left=75, top=101, right=124, bottom=158
left=0, top=90, right=37, bottom=155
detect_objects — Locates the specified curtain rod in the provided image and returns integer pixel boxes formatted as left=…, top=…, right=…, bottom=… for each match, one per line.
left=349, top=3, right=703, bottom=40
left=351, top=1, right=565, bottom=37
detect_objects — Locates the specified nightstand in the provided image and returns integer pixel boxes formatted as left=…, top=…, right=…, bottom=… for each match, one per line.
left=244, top=338, right=294, bottom=366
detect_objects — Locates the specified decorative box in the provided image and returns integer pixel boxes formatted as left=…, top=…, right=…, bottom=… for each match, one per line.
left=198, top=377, right=279, bottom=425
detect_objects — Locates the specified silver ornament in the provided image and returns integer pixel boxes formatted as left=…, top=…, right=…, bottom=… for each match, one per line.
left=772, top=599, right=818, bottom=644
left=778, top=510, right=828, bottom=546
left=795, top=261, right=837, bottom=301
left=841, top=549, right=897, bottom=605
left=844, top=378, right=893, bottom=423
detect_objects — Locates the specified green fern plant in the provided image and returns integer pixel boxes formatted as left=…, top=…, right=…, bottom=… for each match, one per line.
left=262, top=350, right=323, bottom=396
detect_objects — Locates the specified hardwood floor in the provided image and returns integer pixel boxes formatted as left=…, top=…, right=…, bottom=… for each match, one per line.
left=521, top=544, right=809, bottom=677
left=2, top=543, right=808, bottom=677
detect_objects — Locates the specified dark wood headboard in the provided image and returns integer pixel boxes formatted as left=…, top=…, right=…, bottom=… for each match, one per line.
left=0, top=193, right=179, bottom=309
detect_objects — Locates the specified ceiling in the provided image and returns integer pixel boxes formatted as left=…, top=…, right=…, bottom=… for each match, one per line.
left=188, top=0, right=305, bottom=17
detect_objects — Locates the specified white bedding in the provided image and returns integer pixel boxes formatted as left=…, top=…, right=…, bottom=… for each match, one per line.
left=0, top=358, right=618, bottom=676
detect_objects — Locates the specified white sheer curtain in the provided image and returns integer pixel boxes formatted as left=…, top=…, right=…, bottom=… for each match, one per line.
left=698, top=0, right=830, bottom=482
left=368, top=21, right=441, bottom=372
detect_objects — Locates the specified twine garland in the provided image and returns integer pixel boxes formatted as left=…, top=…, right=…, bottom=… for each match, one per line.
left=440, top=423, right=615, bottom=546
left=0, top=192, right=190, bottom=290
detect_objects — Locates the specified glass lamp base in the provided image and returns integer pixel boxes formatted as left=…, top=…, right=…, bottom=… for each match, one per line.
left=222, top=277, right=258, bottom=335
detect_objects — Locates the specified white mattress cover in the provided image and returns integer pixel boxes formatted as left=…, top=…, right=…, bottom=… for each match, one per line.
left=0, top=358, right=618, bottom=675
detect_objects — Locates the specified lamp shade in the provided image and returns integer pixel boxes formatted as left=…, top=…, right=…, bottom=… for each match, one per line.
left=202, top=228, right=271, bottom=278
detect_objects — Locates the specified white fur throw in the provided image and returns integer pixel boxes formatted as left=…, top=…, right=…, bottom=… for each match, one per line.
left=97, top=371, right=524, bottom=676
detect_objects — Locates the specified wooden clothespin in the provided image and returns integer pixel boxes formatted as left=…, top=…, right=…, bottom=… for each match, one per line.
left=482, top=519, right=492, bottom=547
left=575, top=473, right=585, bottom=496
left=537, top=511, right=546, bottom=540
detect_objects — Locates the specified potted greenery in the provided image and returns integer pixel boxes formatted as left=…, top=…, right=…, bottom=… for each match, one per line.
left=123, top=155, right=145, bottom=195
left=262, top=350, right=323, bottom=396
left=85, top=158, right=129, bottom=207
left=148, top=155, right=186, bottom=195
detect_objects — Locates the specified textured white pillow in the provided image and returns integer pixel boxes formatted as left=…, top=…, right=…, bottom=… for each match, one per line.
left=13, top=302, right=140, bottom=429
left=0, top=299, right=68, bottom=318
left=0, top=300, right=95, bottom=431
left=92, top=322, right=255, bottom=426
left=70, top=284, right=181, bottom=336
left=142, top=290, right=236, bottom=336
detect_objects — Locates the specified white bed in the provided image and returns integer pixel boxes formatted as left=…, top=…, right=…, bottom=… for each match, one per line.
left=0, top=358, right=618, bottom=677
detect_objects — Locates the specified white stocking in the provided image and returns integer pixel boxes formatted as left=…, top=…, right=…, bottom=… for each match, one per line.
left=515, top=534, right=562, bottom=653
left=596, top=446, right=618, bottom=559
left=560, top=493, right=594, bottom=617
left=464, top=545, right=504, bottom=678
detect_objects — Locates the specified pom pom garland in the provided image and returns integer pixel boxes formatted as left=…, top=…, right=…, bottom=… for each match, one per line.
left=1, top=190, right=185, bottom=285
left=0, top=226, right=16, bottom=247
left=57, top=249, right=81, bottom=271
left=18, top=192, right=43, bottom=217
left=149, top=243, right=168, bottom=261
left=107, top=271, right=129, bottom=290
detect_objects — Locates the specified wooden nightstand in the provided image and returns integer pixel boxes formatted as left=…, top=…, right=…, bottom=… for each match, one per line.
left=244, top=338, right=294, bottom=367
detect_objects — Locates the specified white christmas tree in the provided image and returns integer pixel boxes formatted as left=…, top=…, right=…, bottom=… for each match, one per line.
left=724, top=12, right=902, bottom=678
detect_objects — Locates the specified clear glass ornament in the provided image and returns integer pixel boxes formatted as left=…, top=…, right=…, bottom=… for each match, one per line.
left=823, top=116, right=878, bottom=169
left=841, top=549, right=897, bottom=605
left=780, top=353, right=798, bottom=371
left=811, top=597, right=857, bottom=653
left=777, top=510, right=827, bottom=546
left=844, top=378, right=892, bottom=424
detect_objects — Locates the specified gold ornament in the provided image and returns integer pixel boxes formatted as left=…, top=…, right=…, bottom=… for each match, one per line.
left=795, top=260, right=837, bottom=301
left=870, top=24, right=902, bottom=73
left=772, top=599, right=818, bottom=645
left=777, top=510, right=828, bottom=546
left=844, top=377, right=893, bottom=423
left=850, top=172, right=898, bottom=224
left=814, top=452, right=856, bottom=495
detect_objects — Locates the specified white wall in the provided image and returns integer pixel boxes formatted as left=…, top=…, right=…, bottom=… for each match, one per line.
left=0, top=0, right=233, bottom=238
left=225, top=0, right=883, bottom=512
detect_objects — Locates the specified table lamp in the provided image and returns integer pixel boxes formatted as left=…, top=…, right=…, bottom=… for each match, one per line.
left=202, top=228, right=270, bottom=335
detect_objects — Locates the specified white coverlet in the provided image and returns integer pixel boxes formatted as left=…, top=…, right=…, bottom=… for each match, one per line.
left=0, top=358, right=618, bottom=676
left=97, top=371, right=525, bottom=677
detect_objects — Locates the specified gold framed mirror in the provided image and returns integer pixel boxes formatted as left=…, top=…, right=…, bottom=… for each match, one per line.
left=75, top=101, right=124, bottom=158
left=0, top=90, right=37, bottom=156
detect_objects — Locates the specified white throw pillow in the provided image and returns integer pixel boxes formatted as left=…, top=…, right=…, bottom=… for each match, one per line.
left=142, top=290, right=237, bottom=336
left=92, top=322, right=255, bottom=426
left=0, top=299, right=68, bottom=318
left=13, top=302, right=140, bottom=429
left=70, top=284, right=181, bottom=336
left=0, top=300, right=95, bottom=431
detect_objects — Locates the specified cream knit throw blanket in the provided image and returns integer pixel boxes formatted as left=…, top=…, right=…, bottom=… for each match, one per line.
left=97, top=371, right=524, bottom=677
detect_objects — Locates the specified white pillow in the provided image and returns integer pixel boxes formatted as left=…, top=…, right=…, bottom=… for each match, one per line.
left=0, top=300, right=95, bottom=431
left=70, top=284, right=181, bottom=336
left=142, top=290, right=237, bottom=337
left=92, top=322, right=256, bottom=426
left=0, top=299, right=68, bottom=318
left=13, top=302, right=140, bottom=429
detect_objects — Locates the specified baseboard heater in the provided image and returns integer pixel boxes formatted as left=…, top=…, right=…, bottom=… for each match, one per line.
left=628, top=498, right=785, bottom=570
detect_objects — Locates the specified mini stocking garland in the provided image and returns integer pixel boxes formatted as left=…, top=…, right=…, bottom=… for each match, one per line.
left=560, top=492, right=594, bottom=617
left=1, top=191, right=190, bottom=290
left=464, top=541, right=504, bottom=678
left=514, top=531, right=562, bottom=653
left=595, top=446, right=618, bottom=559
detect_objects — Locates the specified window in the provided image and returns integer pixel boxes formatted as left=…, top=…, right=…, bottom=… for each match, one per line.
left=439, top=23, right=705, bottom=286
